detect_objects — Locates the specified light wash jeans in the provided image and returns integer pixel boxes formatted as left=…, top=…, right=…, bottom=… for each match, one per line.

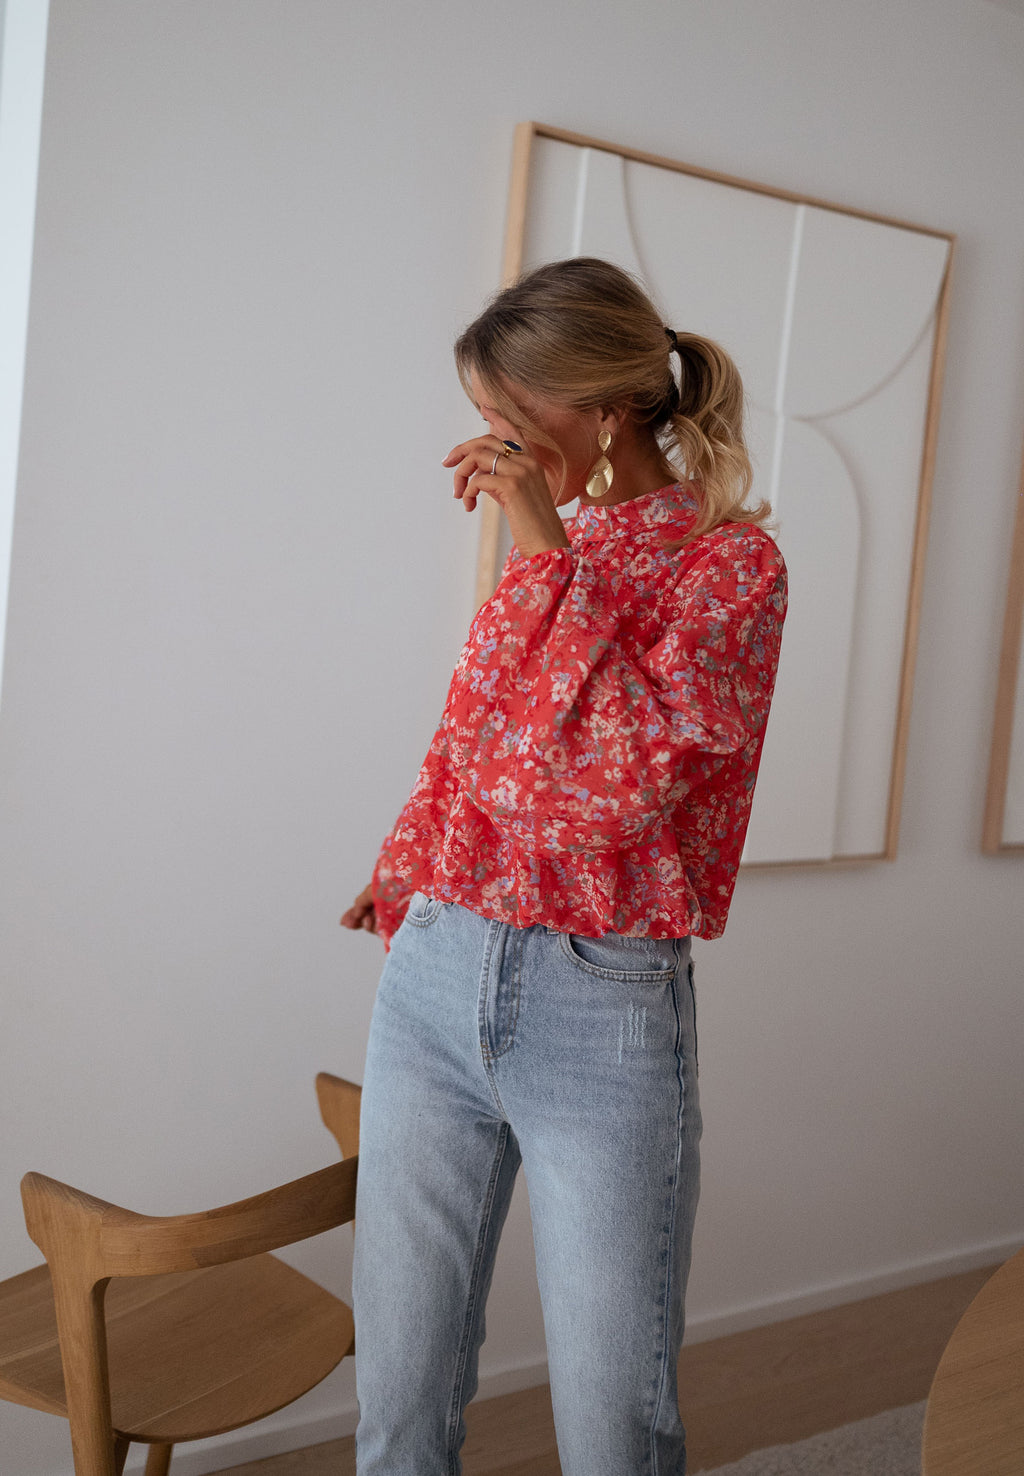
left=352, top=894, right=702, bottom=1476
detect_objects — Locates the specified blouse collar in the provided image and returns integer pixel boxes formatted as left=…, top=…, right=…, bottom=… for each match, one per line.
left=570, top=482, right=699, bottom=544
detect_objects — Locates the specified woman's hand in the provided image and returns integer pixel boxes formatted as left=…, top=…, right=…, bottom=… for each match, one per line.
left=340, top=882, right=379, bottom=934
left=443, top=436, right=570, bottom=559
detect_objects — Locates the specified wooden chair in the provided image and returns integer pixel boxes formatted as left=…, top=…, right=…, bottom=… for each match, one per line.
left=0, top=1071, right=361, bottom=1476
left=922, top=1245, right=1024, bottom=1475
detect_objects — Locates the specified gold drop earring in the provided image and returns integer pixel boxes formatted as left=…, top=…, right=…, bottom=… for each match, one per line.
left=586, top=430, right=614, bottom=499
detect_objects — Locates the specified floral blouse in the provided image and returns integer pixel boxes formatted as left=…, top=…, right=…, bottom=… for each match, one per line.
left=372, top=483, right=787, bottom=947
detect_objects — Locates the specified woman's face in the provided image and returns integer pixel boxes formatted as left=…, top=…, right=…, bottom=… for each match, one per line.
left=468, top=367, right=607, bottom=508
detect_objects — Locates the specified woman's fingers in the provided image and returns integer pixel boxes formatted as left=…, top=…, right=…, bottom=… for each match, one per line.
left=446, top=437, right=532, bottom=509
left=443, top=434, right=514, bottom=467
left=450, top=443, right=500, bottom=499
left=450, top=451, right=480, bottom=501
left=340, top=883, right=375, bottom=930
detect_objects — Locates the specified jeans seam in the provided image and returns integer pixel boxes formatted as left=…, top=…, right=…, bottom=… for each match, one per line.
left=445, top=1122, right=514, bottom=1472
left=477, top=920, right=497, bottom=1070
left=687, top=960, right=699, bottom=1077
left=648, top=970, right=688, bottom=1475
left=480, top=924, right=522, bottom=1065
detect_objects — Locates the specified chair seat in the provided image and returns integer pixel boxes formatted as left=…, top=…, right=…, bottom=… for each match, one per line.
left=0, top=1254, right=354, bottom=1443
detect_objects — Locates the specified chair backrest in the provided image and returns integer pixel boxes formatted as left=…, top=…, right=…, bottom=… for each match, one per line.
left=316, top=1071, right=361, bottom=1161
left=20, top=1076, right=360, bottom=1476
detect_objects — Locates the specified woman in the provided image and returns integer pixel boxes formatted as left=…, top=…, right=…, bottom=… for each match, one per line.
left=340, top=257, right=787, bottom=1475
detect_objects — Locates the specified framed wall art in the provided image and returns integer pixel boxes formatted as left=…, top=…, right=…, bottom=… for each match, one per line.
left=476, top=122, right=955, bottom=867
left=982, top=442, right=1024, bottom=854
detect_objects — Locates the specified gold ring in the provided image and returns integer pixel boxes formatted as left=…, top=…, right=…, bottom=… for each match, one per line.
left=502, top=439, right=523, bottom=455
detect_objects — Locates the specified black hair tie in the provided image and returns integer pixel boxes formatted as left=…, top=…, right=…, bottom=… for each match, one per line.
left=665, top=327, right=680, bottom=353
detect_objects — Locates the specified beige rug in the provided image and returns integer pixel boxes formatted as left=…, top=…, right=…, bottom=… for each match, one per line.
left=698, top=1401, right=926, bottom=1475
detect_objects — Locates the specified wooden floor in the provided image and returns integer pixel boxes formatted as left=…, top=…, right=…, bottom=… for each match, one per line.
left=212, top=1264, right=997, bottom=1475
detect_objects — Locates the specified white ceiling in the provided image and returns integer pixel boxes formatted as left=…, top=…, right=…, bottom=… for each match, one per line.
left=984, top=0, right=1024, bottom=18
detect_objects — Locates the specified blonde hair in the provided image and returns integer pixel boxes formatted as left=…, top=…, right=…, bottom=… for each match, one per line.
left=454, top=257, right=771, bottom=543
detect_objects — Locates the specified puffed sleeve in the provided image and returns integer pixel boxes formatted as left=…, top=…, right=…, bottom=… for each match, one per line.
left=443, top=527, right=786, bottom=856
left=371, top=722, right=457, bottom=945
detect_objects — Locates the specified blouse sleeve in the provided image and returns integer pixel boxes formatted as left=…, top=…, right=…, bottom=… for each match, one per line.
left=369, top=545, right=527, bottom=942
left=443, top=527, right=787, bottom=857
left=371, top=722, right=457, bottom=943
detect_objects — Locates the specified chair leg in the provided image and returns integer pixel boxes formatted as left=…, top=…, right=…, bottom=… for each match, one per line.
left=143, top=1444, right=173, bottom=1476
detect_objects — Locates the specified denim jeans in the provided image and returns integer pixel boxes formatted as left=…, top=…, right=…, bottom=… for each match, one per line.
left=352, top=894, right=702, bottom=1476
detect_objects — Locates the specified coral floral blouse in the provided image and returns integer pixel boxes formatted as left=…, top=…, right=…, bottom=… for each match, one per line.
left=372, top=483, right=787, bottom=947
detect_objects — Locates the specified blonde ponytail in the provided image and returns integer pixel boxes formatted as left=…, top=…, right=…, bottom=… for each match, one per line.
left=661, top=330, right=771, bottom=542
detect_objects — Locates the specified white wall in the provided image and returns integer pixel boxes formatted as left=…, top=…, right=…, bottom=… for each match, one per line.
left=1, top=2, right=1022, bottom=1471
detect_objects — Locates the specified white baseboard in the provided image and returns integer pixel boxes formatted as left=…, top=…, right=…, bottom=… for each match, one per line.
left=125, top=1233, right=1022, bottom=1475
left=682, top=1234, right=1022, bottom=1344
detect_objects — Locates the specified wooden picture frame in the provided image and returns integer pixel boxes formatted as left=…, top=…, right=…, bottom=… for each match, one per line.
left=0, top=0, right=49, bottom=712
left=476, top=121, right=955, bottom=868
left=982, top=442, right=1024, bottom=854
